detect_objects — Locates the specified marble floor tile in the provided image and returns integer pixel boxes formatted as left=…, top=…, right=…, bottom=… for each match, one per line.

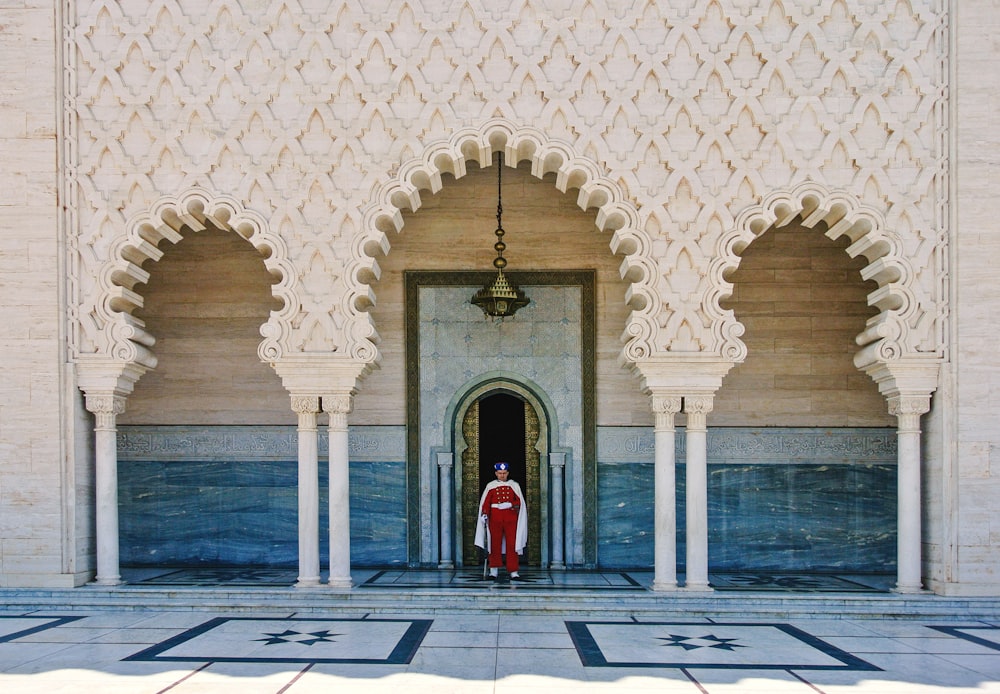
left=934, top=652, right=1000, bottom=679
left=0, top=642, right=76, bottom=670
left=497, top=630, right=575, bottom=649
left=494, top=646, right=591, bottom=678
left=680, top=670, right=832, bottom=693
left=404, top=645, right=499, bottom=679
left=783, top=619, right=889, bottom=637
left=1, top=601, right=1000, bottom=693
left=498, top=614, right=572, bottom=632
left=425, top=614, right=500, bottom=632
left=846, top=620, right=957, bottom=637
left=819, top=636, right=924, bottom=654
left=567, top=620, right=878, bottom=671
left=813, top=651, right=992, bottom=688
left=419, top=629, right=498, bottom=648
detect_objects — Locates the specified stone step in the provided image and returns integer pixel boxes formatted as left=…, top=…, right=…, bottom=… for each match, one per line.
left=3, top=586, right=1000, bottom=621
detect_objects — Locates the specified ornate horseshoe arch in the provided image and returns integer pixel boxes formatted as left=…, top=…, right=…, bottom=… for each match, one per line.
left=707, top=182, right=933, bottom=371
left=352, top=117, right=660, bottom=370
left=91, top=189, right=299, bottom=372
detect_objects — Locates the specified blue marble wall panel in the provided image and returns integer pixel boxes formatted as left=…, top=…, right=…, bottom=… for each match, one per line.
left=119, top=459, right=406, bottom=567
left=596, top=427, right=897, bottom=572
left=118, top=426, right=407, bottom=568
left=120, top=425, right=896, bottom=572
left=597, top=462, right=896, bottom=571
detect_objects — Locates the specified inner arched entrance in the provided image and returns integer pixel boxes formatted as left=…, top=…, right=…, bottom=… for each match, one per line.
left=460, top=390, right=543, bottom=568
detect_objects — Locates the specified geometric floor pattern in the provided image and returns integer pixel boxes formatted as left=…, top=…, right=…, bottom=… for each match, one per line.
left=360, top=568, right=647, bottom=590
left=123, top=567, right=892, bottom=592
left=0, top=616, right=84, bottom=643
left=123, top=616, right=433, bottom=664
left=4, top=610, right=1000, bottom=692
left=706, top=573, right=891, bottom=592
left=566, top=620, right=881, bottom=670
left=929, top=625, right=1000, bottom=652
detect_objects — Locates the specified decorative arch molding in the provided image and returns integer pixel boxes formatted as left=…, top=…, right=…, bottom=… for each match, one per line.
left=352, top=117, right=660, bottom=368
left=446, top=373, right=560, bottom=463
left=707, top=182, right=931, bottom=370
left=95, top=189, right=298, bottom=369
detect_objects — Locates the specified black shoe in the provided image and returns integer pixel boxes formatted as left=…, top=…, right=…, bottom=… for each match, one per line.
left=485, top=574, right=497, bottom=581
left=509, top=574, right=525, bottom=582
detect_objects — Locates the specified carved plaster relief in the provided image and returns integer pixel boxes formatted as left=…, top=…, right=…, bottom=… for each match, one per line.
left=64, top=1, right=948, bottom=375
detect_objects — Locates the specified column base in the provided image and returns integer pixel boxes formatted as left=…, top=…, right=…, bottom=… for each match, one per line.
left=651, top=580, right=678, bottom=592
left=438, top=561, right=454, bottom=569
left=328, top=576, right=353, bottom=589
left=295, top=576, right=322, bottom=588
left=549, top=562, right=566, bottom=571
left=892, top=583, right=925, bottom=594
left=681, top=582, right=713, bottom=592
left=92, top=576, right=123, bottom=587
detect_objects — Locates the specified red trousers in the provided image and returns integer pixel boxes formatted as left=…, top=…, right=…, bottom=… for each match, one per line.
left=487, top=508, right=520, bottom=572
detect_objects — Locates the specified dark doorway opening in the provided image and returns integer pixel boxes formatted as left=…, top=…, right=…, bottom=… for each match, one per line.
left=478, top=392, right=526, bottom=493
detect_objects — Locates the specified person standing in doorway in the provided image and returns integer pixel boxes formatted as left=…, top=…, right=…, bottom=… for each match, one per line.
left=475, top=462, right=528, bottom=580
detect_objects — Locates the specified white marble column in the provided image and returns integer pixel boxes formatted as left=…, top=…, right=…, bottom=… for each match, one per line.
left=891, top=394, right=931, bottom=594
left=324, top=394, right=353, bottom=589
left=652, top=395, right=682, bottom=591
left=437, top=451, right=454, bottom=568
left=86, top=394, right=126, bottom=586
left=293, top=396, right=321, bottom=587
left=549, top=451, right=566, bottom=570
left=683, top=395, right=713, bottom=592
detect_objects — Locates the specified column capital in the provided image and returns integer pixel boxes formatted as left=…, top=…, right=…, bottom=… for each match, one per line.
left=888, top=393, right=931, bottom=433
left=684, top=395, right=715, bottom=431
left=291, top=395, right=321, bottom=415
left=323, top=393, right=354, bottom=431
left=683, top=394, right=715, bottom=416
left=84, top=393, right=127, bottom=417
left=887, top=393, right=932, bottom=418
left=436, top=450, right=454, bottom=469
left=322, top=393, right=354, bottom=415
left=649, top=395, right=681, bottom=431
left=650, top=395, right=682, bottom=415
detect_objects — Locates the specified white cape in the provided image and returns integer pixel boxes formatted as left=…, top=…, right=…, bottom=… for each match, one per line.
left=473, top=479, right=528, bottom=555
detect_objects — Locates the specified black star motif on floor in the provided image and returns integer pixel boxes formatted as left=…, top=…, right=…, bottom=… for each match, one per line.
left=656, top=633, right=746, bottom=651
left=253, top=629, right=341, bottom=646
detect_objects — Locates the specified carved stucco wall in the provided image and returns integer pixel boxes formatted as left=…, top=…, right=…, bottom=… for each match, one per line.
left=64, top=0, right=948, bottom=377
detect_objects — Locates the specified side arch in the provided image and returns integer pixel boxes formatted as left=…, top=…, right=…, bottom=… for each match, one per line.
left=97, top=189, right=298, bottom=369
left=351, top=117, right=660, bottom=368
left=707, top=182, right=929, bottom=370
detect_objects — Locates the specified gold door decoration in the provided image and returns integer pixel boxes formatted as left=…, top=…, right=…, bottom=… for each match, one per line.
left=461, top=396, right=542, bottom=566
left=461, top=400, right=480, bottom=565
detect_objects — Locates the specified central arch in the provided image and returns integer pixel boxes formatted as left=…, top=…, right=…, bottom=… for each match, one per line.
left=353, top=118, right=659, bottom=370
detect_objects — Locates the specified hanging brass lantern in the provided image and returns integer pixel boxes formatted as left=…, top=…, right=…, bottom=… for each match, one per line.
left=470, top=151, right=530, bottom=319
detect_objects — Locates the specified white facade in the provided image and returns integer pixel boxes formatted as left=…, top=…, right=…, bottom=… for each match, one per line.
left=0, top=0, right=997, bottom=595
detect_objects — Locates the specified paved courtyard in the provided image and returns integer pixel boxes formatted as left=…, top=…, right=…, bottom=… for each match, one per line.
left=4, top=606, right=1000, bottom=693
left=2, top=570, right=1000, bottom=692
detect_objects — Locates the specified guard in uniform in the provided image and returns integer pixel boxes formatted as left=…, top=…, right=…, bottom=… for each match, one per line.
left=476, top=462, right=528, bottom=580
